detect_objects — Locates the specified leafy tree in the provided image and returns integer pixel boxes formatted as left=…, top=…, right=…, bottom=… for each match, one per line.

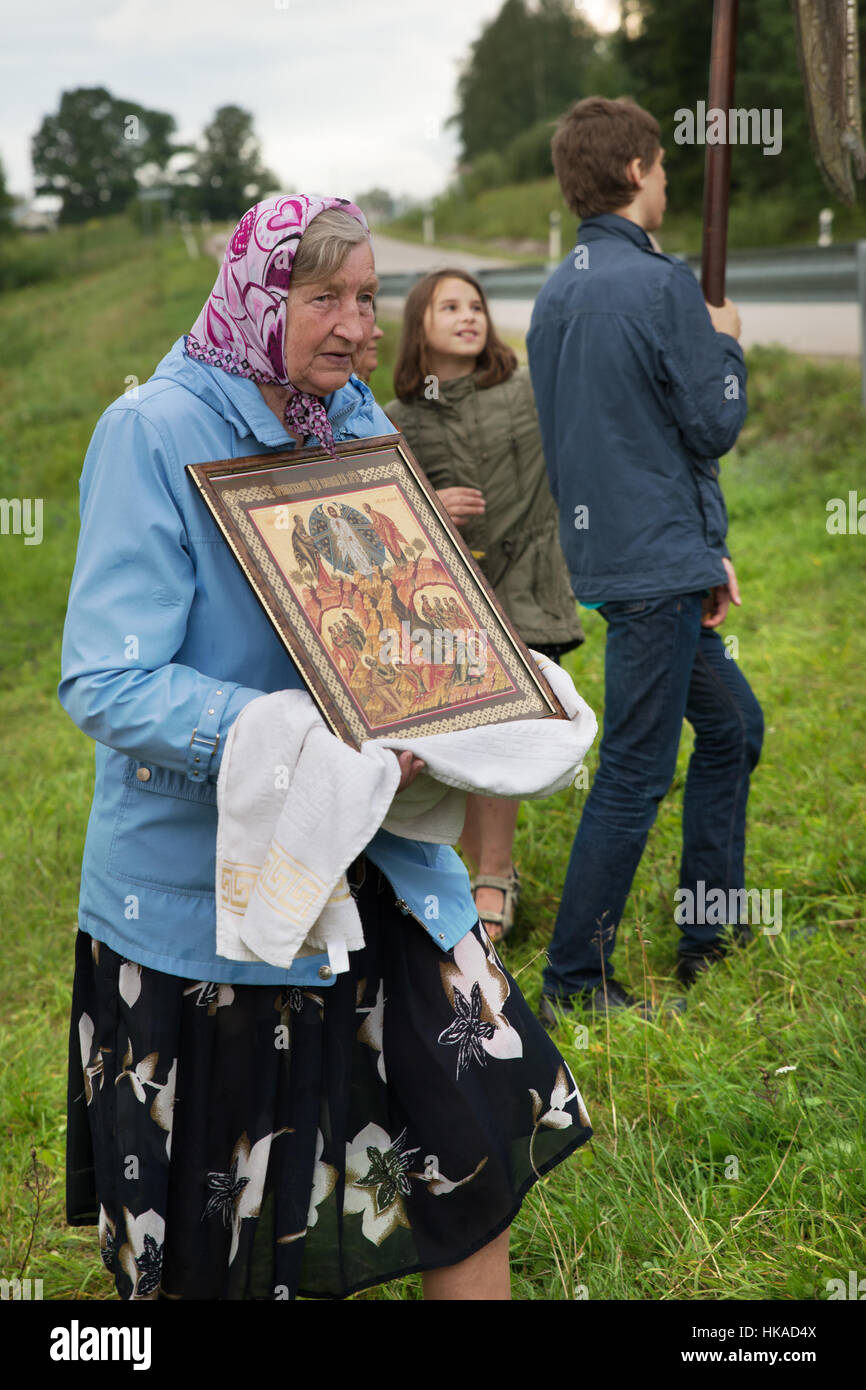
left=461, top=150, right=510, bottom=198
left=32, top=87, right=178, bottom=224
left=0, top=157, right=17, bottom=236
left=454, top=0, right=596, bottom=164
left=186, top=106, right=277, bottom=221
left=503, top=119, right=556, bottom=182
left=353, top=187, right=396, bottom=224
left=617, top=0, right=866, bottom=212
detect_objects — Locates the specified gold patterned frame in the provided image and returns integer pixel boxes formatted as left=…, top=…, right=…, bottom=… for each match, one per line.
left=187, top=433, right=567, bottom=747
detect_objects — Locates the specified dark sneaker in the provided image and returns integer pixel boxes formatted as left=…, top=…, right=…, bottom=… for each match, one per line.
left=675, top=925, right=754, bottom=988
left=538, top=979, right=682, bottom=1029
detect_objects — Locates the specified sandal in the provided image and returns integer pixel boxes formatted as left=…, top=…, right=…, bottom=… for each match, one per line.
left=470, top=866, right=521, bottom=943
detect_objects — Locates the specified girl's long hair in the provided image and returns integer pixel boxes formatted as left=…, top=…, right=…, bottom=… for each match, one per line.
left=392, top=269, right=518, bottom=402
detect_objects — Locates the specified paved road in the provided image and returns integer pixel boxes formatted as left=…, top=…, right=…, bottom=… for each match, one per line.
left=377, top=292, right=856, bottom=356
left=393, top=295, right=856, bottom=357
left=371, top=233, right=857, bottom=358
left=370, top=231, right=512, bottom=273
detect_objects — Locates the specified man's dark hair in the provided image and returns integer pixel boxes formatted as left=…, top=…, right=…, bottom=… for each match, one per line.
left=552, top=96, right=661, bottom=219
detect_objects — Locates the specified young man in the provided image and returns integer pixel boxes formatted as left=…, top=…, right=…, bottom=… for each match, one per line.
left=527, top=96, right=763, bottom=1023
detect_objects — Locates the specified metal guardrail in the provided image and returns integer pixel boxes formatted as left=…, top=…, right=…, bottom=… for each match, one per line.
left=376, top=242, right=861, bottom=303
left=683, top=242, right=861, bottom=303
left=377, top=241, right=864, bottom=401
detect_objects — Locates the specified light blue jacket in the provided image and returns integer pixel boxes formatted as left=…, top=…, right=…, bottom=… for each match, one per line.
left=59, top=338, right=479, bottom=986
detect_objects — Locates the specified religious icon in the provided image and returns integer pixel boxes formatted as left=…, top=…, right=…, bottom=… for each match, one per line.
left=187, top=434, right=567, bottom=747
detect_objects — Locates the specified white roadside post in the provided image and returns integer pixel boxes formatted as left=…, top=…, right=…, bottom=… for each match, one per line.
left=548, top=210, right=562, bottom=266
left=817, top=208, right=833, bottom=246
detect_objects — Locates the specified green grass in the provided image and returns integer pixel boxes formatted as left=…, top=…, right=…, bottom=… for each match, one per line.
left=1, top=223, right=864, bottom=1301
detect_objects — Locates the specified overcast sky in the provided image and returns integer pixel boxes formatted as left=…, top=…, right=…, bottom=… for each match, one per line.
left=0, top=0, right=620, bottom=205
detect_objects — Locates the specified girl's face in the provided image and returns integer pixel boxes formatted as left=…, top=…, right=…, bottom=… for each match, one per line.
left=422, top=277, right=488, bottom=363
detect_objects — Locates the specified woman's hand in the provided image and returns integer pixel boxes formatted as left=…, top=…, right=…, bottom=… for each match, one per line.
left=436, top=486, right=485, bottom=527
left=394, top=750, right=426, bottom=791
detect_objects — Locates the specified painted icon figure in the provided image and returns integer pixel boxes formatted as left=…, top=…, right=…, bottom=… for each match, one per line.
left=309, top=501, right=385, bottom=576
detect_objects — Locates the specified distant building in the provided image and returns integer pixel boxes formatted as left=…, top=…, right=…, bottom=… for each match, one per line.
left=11, top=200, right=59, bottom=233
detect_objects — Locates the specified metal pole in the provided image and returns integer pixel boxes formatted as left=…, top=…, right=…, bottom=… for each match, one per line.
left=701, top=0, right=739, bottom=305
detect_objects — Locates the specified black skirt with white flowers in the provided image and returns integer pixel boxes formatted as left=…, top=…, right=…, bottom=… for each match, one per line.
left=67, top=857, right=592, bottom=1300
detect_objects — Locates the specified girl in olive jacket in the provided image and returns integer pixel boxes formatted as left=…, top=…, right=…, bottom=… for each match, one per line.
left=386, top=269, right=583, bottom=943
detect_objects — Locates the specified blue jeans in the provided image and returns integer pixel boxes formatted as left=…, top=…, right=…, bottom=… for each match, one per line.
left=543, top=592, right=764, bottom=999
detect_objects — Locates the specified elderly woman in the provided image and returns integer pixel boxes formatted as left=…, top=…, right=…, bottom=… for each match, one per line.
left=60, top=195, right=591, bottom=1302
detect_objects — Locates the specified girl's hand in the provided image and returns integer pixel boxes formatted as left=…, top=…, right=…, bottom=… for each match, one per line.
left=436, top=487, right=485, bottom=527
left=394, top=750, right=426, bottom=791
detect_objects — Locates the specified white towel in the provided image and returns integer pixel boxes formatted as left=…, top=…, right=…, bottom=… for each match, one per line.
left=215, top=652, right=597, bottom=972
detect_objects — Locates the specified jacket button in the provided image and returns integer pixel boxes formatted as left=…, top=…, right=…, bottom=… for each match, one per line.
left=318, top=965, right=333, bottom=980
left=136, top=767, right=151, bottom=782
left=438, top=933, right=445, bottom=940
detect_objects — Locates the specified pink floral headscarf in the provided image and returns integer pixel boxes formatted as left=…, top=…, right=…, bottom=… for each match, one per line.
left=186, top=194, right=370, bottom=457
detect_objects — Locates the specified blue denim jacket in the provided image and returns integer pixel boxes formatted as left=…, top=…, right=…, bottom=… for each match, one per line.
left=527, top=214, right=748, bottom=603
left=59, top=339, right=479, bottom=985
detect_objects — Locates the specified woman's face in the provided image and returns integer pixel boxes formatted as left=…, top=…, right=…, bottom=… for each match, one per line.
left=354, top=321, right=385, bottom=379
left=284, top=241, right=378, bottom=396
left=422, top=277, right=488, bottom=363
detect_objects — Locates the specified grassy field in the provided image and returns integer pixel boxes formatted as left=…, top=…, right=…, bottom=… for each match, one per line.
left=0, top=219, right=864, bottom=1301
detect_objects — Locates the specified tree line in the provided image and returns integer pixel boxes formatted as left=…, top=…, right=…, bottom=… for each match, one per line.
left=4, top=94, right=276, bottom=227
left=453, top=0, right=866, bottom=213
left=4, top=0, right=865, bottom=234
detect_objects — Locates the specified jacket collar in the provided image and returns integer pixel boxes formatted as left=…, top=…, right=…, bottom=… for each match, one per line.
left=412, top=370, right=482, bottom=412
left=437, top=371, right=479, bottom=401
left=152, top=337, right=377, bottom=448
left=577, top=213, right=652, bottom=249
